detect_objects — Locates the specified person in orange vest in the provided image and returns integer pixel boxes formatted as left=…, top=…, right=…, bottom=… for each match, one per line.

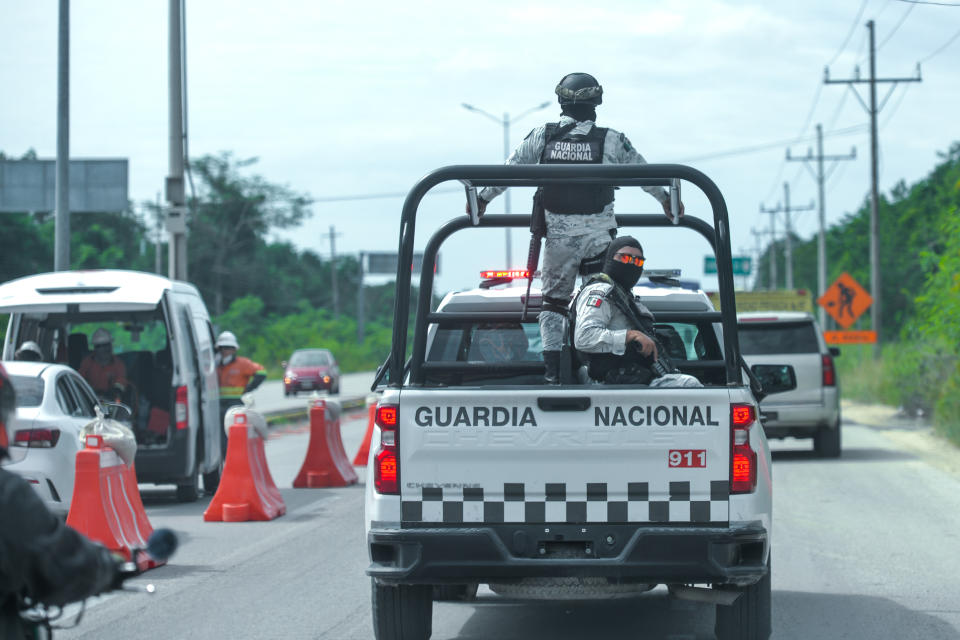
left=78, top=329, right=129, bottom=402
left=216, top=331, right=266, bottom=448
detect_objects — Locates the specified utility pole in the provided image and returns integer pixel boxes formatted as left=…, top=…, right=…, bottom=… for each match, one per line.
left=462, top=101, right=551, bottom=267
left=760, top=185, right=814, bottom=290
left=750, top=228, right=766, bottom=290
left=54, top=0, right=69, bottom=271
left=166, top=0, right=187, bottom=281
left=155, top=192, right=163, bottom=275
left=320, top=225, right=342, bottom=316
left=787, top=124, right=856, bottom=325
left=357, top=252, right=365, bottom=344
left=825, top=19, right=921, bottom=351
left=758, top=204, right=778, bottom=290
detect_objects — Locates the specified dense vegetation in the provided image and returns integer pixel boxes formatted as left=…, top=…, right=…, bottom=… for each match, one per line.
left=0, top=151, right=419, bottom=373
left=757, top=142, right=960, bottom=443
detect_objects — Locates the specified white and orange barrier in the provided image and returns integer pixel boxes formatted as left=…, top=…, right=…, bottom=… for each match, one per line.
left=294, top=398, right=359, bottom=488
left=66, top=434, right=163, bottom=571
left=204, top=407, right=285, bottom=522
left=352, top=396, right=378, bottom=466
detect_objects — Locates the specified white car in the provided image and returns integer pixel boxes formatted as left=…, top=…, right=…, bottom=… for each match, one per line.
left=1, top=361, right=107, bottom=516
left=738, top=311, right=841, bottom=457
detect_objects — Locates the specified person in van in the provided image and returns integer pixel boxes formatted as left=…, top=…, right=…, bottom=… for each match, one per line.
left=13, top=341, right=42, bottom=362
left=78, top=328, right=129, bottom=401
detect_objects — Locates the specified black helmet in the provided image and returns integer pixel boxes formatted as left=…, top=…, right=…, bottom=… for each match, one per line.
left=555, top=72, right=603, bottom=106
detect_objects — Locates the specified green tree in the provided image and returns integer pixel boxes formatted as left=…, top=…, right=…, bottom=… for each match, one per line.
left=187, top=153, right=312, bottom=315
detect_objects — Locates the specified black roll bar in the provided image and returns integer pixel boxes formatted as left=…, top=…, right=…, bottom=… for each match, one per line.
left=388, top=164, right=742, bottom=387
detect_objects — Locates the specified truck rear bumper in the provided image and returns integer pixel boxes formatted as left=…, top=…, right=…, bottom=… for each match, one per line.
left=368, top=521, right=767, bottom=587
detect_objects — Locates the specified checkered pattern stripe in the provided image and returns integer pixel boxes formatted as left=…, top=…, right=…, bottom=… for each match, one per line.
left=401, top=481, right=729, bottom=524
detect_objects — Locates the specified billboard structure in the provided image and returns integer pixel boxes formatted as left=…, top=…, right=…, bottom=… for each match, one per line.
left=365, top=251, right=438, bottom=276
left=0, top=159, right=129, bottom=213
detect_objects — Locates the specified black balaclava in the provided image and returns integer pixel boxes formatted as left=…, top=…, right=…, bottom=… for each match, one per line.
left=603, top=236, right=644, bottom=290
left=561, top=104, right=597, bottom=123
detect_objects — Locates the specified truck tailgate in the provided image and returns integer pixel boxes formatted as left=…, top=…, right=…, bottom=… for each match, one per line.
left=399, top=388, right=731, bottom=527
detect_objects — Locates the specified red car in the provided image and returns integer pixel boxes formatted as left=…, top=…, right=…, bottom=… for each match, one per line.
left=283, top=349, right=340, bottom=396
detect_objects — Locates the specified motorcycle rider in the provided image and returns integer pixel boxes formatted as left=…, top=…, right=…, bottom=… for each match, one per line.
left=0, top=363, right=123, bottom=639
left=468, top=73, right=684, bottom=383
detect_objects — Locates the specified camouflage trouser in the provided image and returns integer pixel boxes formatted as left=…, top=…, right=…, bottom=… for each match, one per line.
left=539, top=229, right=615, bottom=352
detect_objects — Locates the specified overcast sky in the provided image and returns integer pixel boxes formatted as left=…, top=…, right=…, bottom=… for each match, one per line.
left=2, top=1, right=958, bottom=296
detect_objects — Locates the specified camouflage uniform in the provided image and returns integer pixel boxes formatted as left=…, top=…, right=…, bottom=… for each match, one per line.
left=480, top=115, right=669, bottom=352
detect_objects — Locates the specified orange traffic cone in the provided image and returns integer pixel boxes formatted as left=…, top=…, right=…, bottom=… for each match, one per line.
left=204, top=409, right=285, bottom=522
left=294, top=398, right=359, bottom=488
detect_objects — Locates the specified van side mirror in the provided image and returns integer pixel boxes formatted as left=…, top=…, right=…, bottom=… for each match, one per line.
left=829, top=347, right=840, bottom=357
left=281, top=361, right=288, bottom=368
left=751, top=364, right=797, bottom=396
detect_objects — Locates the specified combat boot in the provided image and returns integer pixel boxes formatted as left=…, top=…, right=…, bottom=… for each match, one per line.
left=543, top=350, right=563, bottom=385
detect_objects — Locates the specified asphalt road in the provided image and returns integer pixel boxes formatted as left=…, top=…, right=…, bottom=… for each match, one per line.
left=57, top=411, right=960, bottom=640
left=248, top=371, right=377, bottom=415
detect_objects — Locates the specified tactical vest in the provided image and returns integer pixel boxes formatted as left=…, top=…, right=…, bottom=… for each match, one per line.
left=539, top=122, right=614, bottom=214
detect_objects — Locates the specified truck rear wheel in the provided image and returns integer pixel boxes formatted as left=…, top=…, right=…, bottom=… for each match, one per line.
left=371, top=580, right=432, bottom=640
left=814, top=419, right=841, bottom=458
left=714, top=559, right=771, bottom=640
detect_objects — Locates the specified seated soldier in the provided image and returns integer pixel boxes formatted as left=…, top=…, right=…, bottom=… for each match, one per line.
left=78, top=328, right=130, bottom=402
left=571, top=236, right=701, bottom=388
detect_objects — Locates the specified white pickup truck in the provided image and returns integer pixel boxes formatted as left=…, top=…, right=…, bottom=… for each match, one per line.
left=365, top=164, right=789, bottom=640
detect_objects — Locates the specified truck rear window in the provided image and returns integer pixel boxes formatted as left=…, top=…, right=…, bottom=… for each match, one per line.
left=738, top=322, right=820, bottom=355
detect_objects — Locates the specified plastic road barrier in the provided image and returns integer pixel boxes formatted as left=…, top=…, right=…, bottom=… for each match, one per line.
left=66, top=434, right=164, bottom=570
left=204, top=408, right=286, bottom=522
left=352, top=396, right=378, bottom=466
left=293, top=398, right=359, bottom=488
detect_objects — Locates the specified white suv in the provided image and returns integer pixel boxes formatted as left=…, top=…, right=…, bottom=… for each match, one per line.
left=737, top=312, right=841, bottom=457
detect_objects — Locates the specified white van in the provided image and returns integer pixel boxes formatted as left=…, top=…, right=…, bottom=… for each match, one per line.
left=0, top=269, right=222, bottom=501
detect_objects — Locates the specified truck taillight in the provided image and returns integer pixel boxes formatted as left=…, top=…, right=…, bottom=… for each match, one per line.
left=13, top=428, right=61, bottom=448
left=730, top=403, right=757, bottom=494
left=374, top=403, right=399, bottom=495
left=175, top=386, right=188, bottom=430
left=822, top=355, right=836, bottom=387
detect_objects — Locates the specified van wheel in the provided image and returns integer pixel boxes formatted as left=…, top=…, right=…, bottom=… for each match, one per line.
left=715, top=559, right=771, bottom=640
left=176, top=459, right=201, bottom=503
left=371, top=580, right=432, bottom=640
left=814, top=420, right=841, bottom=458
left=433, top=583, right=478, bottom=602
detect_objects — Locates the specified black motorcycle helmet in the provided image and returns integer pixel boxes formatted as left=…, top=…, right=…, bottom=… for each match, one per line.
left=555, top=72, right=603, bottom=106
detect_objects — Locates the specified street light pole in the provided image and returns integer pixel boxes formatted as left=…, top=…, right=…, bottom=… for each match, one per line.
left=463, top=101, right=552, bottom=267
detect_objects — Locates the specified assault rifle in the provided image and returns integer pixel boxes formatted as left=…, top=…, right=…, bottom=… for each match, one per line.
left=521, top=188, right=546, bottom=322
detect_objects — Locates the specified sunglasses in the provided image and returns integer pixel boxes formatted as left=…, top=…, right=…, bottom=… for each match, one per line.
left=613, top=253, right=645, bottom=267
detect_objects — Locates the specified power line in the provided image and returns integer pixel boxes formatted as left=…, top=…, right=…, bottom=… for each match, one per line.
left=877, top=3, right=916, bottom=49
left=312, top=186, right=460, bottom=204
left=678, top=124, right=867, bottom=163
left=920, top=26, right=960, bottom=62
left=896, top=0, right=960, bottom=6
